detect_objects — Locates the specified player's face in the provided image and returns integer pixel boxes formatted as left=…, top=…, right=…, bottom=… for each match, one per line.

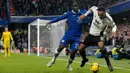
left=98, top=11, right=106, bottom=19
left=98, top=41, right=104, bottom=48
left=5, top=27, right=8, bottom=31
left=72, top=3, right=79, bottom=13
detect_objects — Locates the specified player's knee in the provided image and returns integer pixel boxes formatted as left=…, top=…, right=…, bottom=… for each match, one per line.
left=59, top=44, right=65, bottom=49
left=70, top=52, right=76, bottom=60
left=57, top=44, right=65, bottom=52
left=70, top=50, right=77, bottom=55
left=78, top=43, right=86, bottom=52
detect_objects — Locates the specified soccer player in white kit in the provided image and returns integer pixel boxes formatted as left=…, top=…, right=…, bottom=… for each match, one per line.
left=78, top=6, right=117, bottom=72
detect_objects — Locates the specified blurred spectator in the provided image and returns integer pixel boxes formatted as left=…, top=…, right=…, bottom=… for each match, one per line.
left=11, top=0, right=71, bottom=16
left=108, top=23, right=130, bottom=46
left=9, top=0, right=128, bottom=16
left=12, top=29, right=28, bottom=52
left=0, top=0, right=8, bottom=19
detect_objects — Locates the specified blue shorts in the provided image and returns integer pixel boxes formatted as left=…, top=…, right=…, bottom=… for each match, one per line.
left=60, top=35, right=80, bottom=51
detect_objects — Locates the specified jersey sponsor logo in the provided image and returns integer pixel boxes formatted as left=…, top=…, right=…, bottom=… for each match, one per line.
left=73, top=15, right=76, bottom=16
left=74, top=43, right=79, bottom=48
left=61, top=40, right=65, bottom=43
left=93, top=19, right=101, bottom=29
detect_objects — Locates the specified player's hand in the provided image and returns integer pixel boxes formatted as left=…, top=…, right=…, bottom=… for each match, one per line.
left=77, top=17, right=83, bottom=24
left=79, top=15, right=86, bottom=20
left=11, top=40, right=14, bottom=44
left=46, top=22, right=51, bottom=30
left=103, top=31, right=107, bottom=36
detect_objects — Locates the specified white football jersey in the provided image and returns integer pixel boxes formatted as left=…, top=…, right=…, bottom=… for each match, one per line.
left=88, top=6, right=116, bottom=36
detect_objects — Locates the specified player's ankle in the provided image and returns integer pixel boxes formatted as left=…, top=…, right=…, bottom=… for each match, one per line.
left=54, top=52, right=60, bottom=58
left=4, top=55, right=7, bottom=57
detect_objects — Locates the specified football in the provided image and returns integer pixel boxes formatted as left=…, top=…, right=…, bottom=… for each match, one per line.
left=90, top=63, right=100, bottom=73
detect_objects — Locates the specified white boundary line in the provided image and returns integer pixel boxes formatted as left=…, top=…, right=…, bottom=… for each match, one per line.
left=44, top=57, right=130, bottom=71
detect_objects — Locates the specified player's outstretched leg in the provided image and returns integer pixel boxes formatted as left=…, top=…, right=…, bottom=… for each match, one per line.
left=104, top=56, right=114, bottom=72
left=47, top=44, right=64, bottom=67
left=100, top=47, right=114, bottom=72
left=4, top=44, right=7, bottom=57
left=78, top=43, right=89, bottom=67
left=66, top=50, right=77, bottom=71
left=98, top=41, right=114, bottom=72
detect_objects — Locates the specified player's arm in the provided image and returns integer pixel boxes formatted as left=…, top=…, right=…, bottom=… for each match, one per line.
left=79, top=6, right=97, bottom=20
left=109, top=18, right=117, bottom=33
left=110, top=21, right=117, bottom=37
left=1, top=32, right=3, bottom=41
left=112, top=24, right=117, bottom=33
left=109, top=22, right=117, bottom=36
left=79, top=9, right=92, bottom=20
left=107, top=13, right=117, bottom=33
left=9, top=32, right=13, bottom=41
left=46, top=12, right=68, bottom=29
left=47, top=12, right=68, bottom=24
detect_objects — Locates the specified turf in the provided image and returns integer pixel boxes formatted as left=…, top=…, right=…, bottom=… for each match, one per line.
left=0, top=53, right=130, bottom=73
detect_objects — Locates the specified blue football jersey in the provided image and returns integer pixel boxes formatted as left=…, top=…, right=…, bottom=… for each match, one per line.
left=50, top=9, right=89, bottom=37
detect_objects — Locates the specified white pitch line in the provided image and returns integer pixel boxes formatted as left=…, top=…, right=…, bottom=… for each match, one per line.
left=44, top=56, right=130, bottom=71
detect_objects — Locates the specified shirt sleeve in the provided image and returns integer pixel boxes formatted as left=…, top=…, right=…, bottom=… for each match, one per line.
left=84, top=6, right=97, bottom=17
left=84, top=10, right=92, bottom=16
left=9, top=32, right=13, bottom=41
left=90, top=6, right=98, bottom=12
left=106, top=13, right=117, bottom=32
left=50, top=12, right=68, bottom=23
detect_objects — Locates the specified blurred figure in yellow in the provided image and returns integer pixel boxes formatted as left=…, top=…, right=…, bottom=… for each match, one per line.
left=1, top=27, right=13, bottom=57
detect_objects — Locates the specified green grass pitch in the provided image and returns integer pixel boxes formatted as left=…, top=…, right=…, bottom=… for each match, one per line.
left=0, top=53, right=130, bottom=73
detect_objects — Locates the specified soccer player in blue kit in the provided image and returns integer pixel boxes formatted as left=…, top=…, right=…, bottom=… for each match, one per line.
left=46, top=2, right=88, bottom=71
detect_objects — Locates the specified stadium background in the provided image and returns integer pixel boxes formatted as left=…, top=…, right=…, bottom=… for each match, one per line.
left=0, top=0, right=130, bottom=73
left=0, top=0, right=130, bottom=54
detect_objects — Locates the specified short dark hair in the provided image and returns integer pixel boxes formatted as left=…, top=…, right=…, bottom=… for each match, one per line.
left=98, top=40, right=104, bottom=43
left=97, top=7, right=105, bottom=12
left=72, top=2, right=78, bottom=7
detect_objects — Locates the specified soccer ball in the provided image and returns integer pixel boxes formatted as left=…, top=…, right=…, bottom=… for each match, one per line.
left=90, top=63, right=100, bottom=73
